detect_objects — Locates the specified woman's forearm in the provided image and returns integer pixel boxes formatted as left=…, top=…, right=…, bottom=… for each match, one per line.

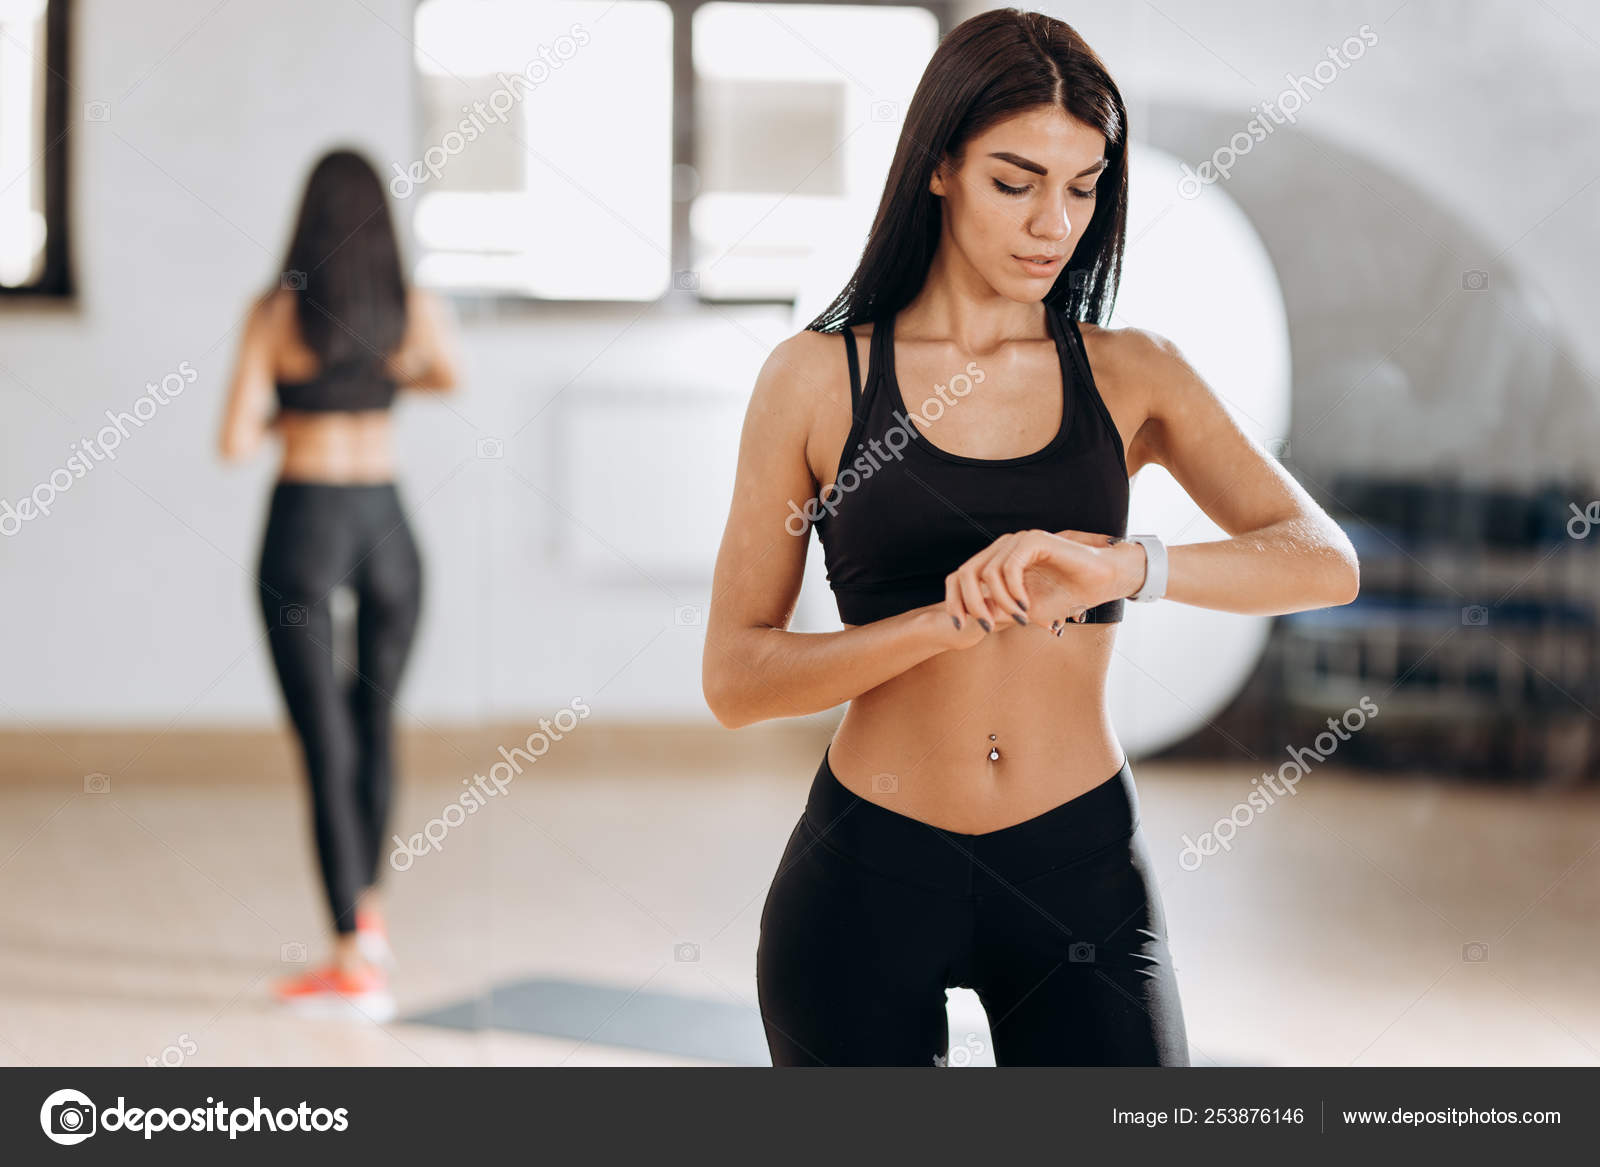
left=705, top=605, right=954, bottom=729
left=1160, top=514, right=1359, bottom=616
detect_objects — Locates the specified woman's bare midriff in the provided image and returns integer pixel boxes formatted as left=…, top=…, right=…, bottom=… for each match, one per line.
left=274, top=411, right=397, bottom=484
left=827, top=617, right=1126, bottom=834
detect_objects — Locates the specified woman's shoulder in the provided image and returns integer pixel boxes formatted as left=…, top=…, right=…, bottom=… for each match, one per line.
left=748, top=327, right=865, bottom=438
left=246, top=286, right=295, bottom=350
left=1077, top=321, right=1209, bottom=459
left=782, top=322, right=879, bottom=377
left=405, top=286, right=445, bottom=317
left=1077, top=320, right=1187, bottom=387
left=400, top=287, right=461, bottom=346
left=251, top=285, right=291, bottom=320
left=763, top=325, right=866, bottom=384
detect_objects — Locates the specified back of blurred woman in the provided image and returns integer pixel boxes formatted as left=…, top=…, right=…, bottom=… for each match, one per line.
left=219, top=147, right=461, bottom=1022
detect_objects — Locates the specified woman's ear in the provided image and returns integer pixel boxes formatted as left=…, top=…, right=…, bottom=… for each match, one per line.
left=928, top=161, right=947, bottom=198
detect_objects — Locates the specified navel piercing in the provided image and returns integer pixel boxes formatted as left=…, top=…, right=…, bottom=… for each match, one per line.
left=988, top=733, right=1000, bottom=762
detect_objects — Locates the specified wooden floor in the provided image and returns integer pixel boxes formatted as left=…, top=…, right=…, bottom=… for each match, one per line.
left=1, top=724, right=1596, bottom=1067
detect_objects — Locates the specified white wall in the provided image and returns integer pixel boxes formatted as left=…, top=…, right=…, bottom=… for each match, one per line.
left=0, top=0, right=802, bottom=727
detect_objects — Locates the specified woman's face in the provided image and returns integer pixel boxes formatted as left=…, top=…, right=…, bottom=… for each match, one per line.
left=929, top=105, right=1108, bottom=300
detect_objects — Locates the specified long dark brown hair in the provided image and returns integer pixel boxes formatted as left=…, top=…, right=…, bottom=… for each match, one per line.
left=806, top=8, right=1129, bottom=332
left=281, top=148, right=407, bottom=368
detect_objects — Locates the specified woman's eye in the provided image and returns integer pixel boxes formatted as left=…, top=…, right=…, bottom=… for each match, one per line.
left=991, top=178, right=1029, bottom=196
left=1071, top=186, right=1098, bottom=200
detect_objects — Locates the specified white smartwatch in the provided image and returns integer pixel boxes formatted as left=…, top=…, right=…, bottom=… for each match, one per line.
left=1112, top=534, right=1167, bottom=602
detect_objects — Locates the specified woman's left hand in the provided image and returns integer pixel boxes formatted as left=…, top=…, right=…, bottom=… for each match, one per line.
left=943, top=528, right=1133, bottom=635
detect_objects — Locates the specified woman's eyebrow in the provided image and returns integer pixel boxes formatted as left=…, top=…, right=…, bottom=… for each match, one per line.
left=987, top=151, right=1107, bottom=178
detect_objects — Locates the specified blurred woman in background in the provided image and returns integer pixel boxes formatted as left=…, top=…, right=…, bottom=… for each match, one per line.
left=219, top=147, right=461, bottom=1022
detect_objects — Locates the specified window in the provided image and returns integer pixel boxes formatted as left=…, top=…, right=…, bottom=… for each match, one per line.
left=408, top=0, right=945, bottom=304
left=688, top=2, right=939, bottom=301
left=409, top=0, right=673, bottom=300
left=0, top=0, right=70, bottom=297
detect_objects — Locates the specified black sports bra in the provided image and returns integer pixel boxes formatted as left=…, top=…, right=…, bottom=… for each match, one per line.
left=275, top=357, right=399, bottom=413
left=810, top=302, right=1130, bottom=626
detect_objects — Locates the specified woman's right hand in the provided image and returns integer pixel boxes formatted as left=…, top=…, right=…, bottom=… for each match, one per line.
left=918, top=583, right=1025, bottom=651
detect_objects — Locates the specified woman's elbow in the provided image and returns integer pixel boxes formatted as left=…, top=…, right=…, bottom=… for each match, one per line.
left=1339, top=558, right=1361, bottom=605
left=703, top=637, right=768, bottom=729
left=703, top=668, right=752, bottom=729
left=708, top=697, right=750, bottom=731
left=416, top=372, right=460, bottom=396
left=1322, top=544, right=1360, bottom=607
left=221, top=421, right=275, bottom=463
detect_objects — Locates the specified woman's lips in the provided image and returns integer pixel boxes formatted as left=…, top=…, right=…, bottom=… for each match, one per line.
left=1013, top=254, right=1063, bottom=276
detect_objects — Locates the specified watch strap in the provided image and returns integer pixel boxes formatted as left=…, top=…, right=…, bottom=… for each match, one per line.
left=1112, top=534, right=1167, bottom=602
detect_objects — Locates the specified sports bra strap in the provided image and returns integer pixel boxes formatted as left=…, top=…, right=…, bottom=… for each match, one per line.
left=1054, top=307, right=1096, bottom=405
left=841, top=326, right=862, bottom=417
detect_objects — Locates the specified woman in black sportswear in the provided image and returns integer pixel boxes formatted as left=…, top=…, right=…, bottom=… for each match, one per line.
left=703, top=9, right=1359, bottom=1066
left=219, top=148, right=461, bottom=1021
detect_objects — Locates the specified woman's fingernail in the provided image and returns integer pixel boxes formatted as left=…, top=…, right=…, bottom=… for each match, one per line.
left=1017, top=599, right=1028, bottom=611
left=951, top=615, right=961, bottom=630
left=1015, top=611, right=1028, bottom=625
left=977, top=617, right=991, bottom=633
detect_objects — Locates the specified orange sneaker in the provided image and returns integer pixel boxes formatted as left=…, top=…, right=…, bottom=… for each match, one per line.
left=355, top=908, right=395, bottom=969
left=274, top=963, right=396, bottom=1023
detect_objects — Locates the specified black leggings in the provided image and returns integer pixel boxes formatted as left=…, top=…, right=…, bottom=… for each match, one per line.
left=256, top=481, right=422, bottom=936
left=756, top=746, right=1189, bottom=1066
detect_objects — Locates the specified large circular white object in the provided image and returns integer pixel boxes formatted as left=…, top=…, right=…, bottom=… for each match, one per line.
left=1110, top=142, right=1290, bottom=757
